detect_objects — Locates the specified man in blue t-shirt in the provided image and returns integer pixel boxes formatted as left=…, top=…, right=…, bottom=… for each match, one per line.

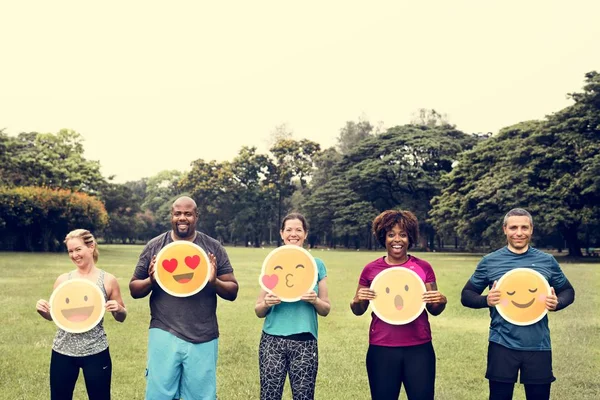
left=461, top=208, right=575, bottom=400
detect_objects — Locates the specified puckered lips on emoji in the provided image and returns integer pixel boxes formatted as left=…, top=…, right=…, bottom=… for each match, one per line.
left=370, top=267, right=426, bottom=325
left=50, top=279, right=106, bottom=334
left=496, top=268, right=551, bottom=326
left=259, top=245, right=318, bottom=302
left=155, top=241, right=211, bottom=297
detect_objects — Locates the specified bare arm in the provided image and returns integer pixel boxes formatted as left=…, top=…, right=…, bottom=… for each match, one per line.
left=424, top=282, right=447, bottom=316
left=129, top=256, right=155, bottom=299
left=301, top=277, right=331, bottom=317
left=255, top=290, right=281, bottom=318
left=105, top=274, right=127, bottom=323
left=207, top=253, right=238, bottom=301
left=36, top=274, right=68, bottom=321
left=350, top=284, right=376, bottom=316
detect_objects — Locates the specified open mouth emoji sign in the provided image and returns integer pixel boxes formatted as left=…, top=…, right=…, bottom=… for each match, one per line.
left=155, top=241, right=211, bottom=297
left=496, top=268, right=551, bottom=326
left=370, top=267, right=426, bottom=325
left=259, top=245, right=318, bottom=302
left=50, top=279, right=106, bottom=333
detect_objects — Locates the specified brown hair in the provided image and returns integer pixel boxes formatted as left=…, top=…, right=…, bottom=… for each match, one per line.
left=372, top=210, right=419, bottom=248
left=64, top=229, right=99, bottom=263
left=280, top=212, right=309, bottom=232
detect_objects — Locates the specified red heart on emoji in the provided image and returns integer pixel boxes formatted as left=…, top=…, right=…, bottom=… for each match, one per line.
left=185, top=255, right=200, bottom=269
left=162, top=258, right=178, bottom=273
left=262, top=274, right=279, bottom=290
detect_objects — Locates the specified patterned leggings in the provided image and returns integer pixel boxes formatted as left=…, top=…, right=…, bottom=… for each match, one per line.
left=259, top=332, right=319, bottom=400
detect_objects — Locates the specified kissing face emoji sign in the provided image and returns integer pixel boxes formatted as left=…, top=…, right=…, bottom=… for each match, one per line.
left=259, top=245, right=318, bottom=302
left=370, top=267, right=426, bottom=325
left=50, top=279, right=106, bottom=334
left=155, top=241, right=211, bottom=297
left=496, top=268, right=551, bottom=326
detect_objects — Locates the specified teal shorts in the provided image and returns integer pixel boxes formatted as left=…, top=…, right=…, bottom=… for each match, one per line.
left=145, top=328, right=218, bottom=400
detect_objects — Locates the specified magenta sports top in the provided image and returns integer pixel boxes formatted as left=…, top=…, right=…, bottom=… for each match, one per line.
left=359, top=255, right=437, bottom=347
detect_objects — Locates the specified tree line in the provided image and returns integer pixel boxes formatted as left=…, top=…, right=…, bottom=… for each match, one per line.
left=1, top=71, right=598, bottom=257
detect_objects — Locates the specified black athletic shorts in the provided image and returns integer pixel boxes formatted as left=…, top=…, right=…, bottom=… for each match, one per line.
left=486, top=342, right=556, bottom=384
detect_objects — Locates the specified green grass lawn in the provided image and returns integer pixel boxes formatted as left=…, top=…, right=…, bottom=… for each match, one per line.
left=1, top=246, right=599, bottom=399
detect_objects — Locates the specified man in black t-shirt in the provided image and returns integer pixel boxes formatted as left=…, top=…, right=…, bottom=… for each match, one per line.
left=130, top=196, right=238, bottom=400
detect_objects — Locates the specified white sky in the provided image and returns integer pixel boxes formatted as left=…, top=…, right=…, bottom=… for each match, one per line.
left=2, top=1, right=599, bottom=183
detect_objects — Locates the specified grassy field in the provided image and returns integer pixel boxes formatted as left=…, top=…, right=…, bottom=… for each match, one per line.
left=1, top=246, right=599, bottom=400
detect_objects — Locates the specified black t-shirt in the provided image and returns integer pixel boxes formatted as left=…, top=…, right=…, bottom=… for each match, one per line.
left=133, top=231, right=234, bottom=343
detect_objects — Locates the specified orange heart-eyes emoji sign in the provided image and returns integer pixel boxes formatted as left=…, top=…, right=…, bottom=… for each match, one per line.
left=50, top=279, right=106, bottom=334
left=259, top=245, right=318, bottom=302
left=370, top=267, right=426, bottom=325
left=155, top=241, right=211, bottom=297
left=496, top=268, right=551, bottom=326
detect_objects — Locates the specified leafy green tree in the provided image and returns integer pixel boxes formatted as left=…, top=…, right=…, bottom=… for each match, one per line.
left=0, top=129, right=106, bottom=193
left=339, top=125, right=477, bottom=248
left=99, top=182, right=143, bottom=243
left=0, top=187, right=108, bottom=251
left=141, top=170, right=184, bottom=213
left=179, top=159, right=235, bottom=240
left=229, top=146, right=277, bottom=246
left=336, top=119, right=375, bottom=155
left=430, top=71, right=600, bottom=256
left=269, top=138, right=321, bottom=245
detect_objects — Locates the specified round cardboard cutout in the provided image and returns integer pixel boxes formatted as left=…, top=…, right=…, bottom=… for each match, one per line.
left=259, top=245, right=318, bottom=302
left=370, top=267, right=426, bottom=325
left=155, top=241, right=211, bottom=297
left=50, top=279, right=106, bottom=333
left=496, top=268, right=551, bottom=326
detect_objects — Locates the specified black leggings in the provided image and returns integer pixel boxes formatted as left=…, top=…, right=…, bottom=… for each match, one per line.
left=489, top=381, right=551, bottom=400
left=366, top=342, right=436, bottom=400
left=259, top=332, right=319, bottom=400
left=50, top=348, right=112, bottom=400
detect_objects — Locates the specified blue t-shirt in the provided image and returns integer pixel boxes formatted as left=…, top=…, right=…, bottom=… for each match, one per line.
left=469, top=246, right=567, bottom=351
left=262, top=258, right=327, bottom=339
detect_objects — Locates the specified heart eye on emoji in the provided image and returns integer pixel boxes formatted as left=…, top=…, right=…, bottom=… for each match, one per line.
left=185, top=255, right=200, bottom=269
left=162, top=258, right=178, bottom=273
left=154, top=241, right=212, bottom=297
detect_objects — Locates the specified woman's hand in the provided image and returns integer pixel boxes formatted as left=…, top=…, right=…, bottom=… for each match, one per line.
left=264, top=293, right=282, bottom=308
left=301, top=290, right=318, bottom=305
left=355, top=288, right=376, bottom=302
left=36, top=299, right=52, bottom=321
left=105, top=300, right=122, bottom=313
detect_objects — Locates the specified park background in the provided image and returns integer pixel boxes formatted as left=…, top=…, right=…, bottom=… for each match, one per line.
left=1, top=2, right=600, bottom=399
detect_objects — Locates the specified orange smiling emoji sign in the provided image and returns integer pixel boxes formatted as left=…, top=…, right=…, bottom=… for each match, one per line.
left=155, top=241, right=211, bottom=297
left=370, top=267, right=426, bottom=325
left=50, top=279, right=106, bottom=333
left=496, top=268, right=551, bottom=326
left=259, top=245, right=318, bottom=302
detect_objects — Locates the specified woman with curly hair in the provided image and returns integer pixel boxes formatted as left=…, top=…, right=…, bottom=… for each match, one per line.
left=350, top=210, right=447, bottom=400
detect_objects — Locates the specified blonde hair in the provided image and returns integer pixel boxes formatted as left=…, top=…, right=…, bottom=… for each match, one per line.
left=64, top=229, right=99, bottom=263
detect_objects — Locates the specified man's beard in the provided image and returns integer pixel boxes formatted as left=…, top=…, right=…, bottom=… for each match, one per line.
left=176, top=225, right=194, bottom=239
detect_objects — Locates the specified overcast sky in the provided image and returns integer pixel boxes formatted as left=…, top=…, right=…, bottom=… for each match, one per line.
left=2, top=1, right=599, bottom=183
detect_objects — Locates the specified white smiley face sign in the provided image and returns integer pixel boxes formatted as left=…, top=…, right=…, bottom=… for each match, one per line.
left=49, top=279, right=106, bottom=333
